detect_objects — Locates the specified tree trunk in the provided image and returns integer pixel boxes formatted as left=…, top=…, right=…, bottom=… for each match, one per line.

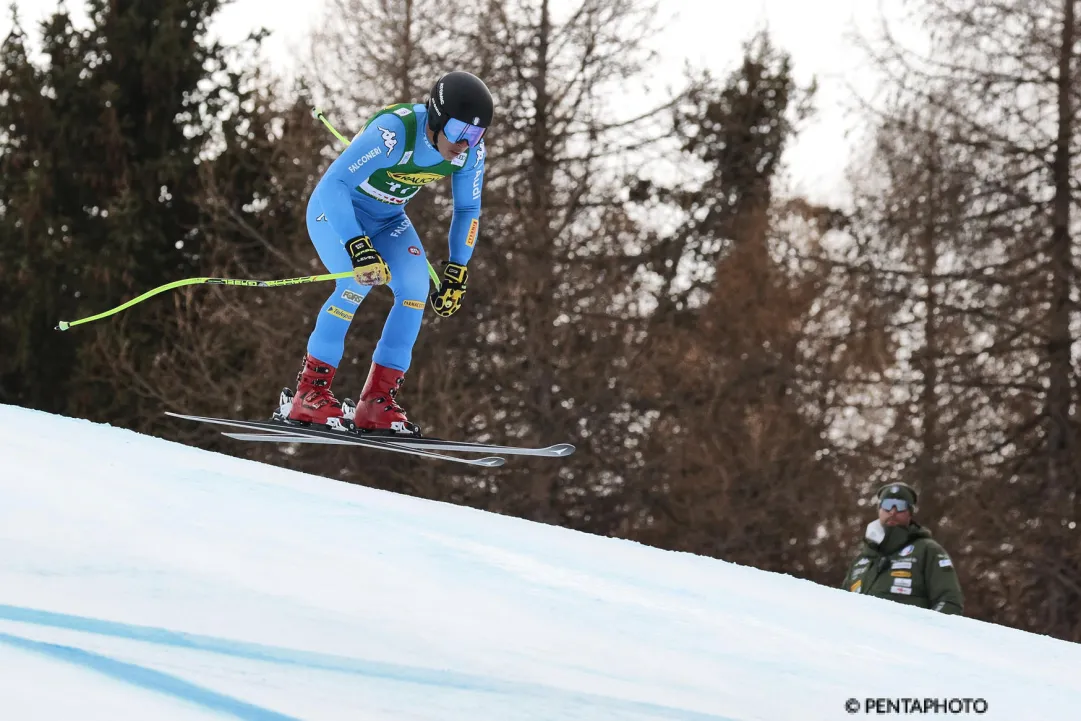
left=919, top=134, right=942, bottom=499
left=1047, top=0, right=1075, bottom=491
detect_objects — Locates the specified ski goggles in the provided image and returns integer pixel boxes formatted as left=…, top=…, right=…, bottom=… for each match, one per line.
left=443, top=117, right=486, bottom=148
left=880, top=498, right=910, bottom=512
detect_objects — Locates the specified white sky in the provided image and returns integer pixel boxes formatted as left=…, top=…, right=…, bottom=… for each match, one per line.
left=1, top=0, right=924, bottom=208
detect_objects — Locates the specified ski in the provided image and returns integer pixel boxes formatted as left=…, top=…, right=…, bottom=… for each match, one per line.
left=164, top=411, right=575, bottom=458
left=165, top=412, right=505, bottom=467
left=367, top=435, right=576, bottom=458
left=221, top=432, right=362, bottom=445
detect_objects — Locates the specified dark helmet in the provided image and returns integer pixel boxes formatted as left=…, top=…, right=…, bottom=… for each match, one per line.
left=875, top=482, right=919, bottom=510
left=426, top=70, right=494, bottom=135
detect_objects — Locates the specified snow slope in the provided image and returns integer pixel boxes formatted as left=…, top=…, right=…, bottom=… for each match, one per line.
left=0, top=403, right=1078, bottom=721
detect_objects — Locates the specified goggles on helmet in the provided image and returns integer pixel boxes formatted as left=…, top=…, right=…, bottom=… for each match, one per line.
left=880, top=498, right=910, bottom=512
left=443, top=117, right=486, bottom=148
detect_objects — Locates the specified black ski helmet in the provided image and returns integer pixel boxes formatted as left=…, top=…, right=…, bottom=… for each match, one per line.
left=426, top=70, right=494, bottom=136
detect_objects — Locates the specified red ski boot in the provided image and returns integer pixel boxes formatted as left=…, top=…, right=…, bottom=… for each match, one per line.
left=284, top=354, right=354, bottom=426
left=353, top=362, right=418, bottom=435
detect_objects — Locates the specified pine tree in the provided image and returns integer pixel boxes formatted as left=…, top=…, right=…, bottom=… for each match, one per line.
left=626, top=34, right=855, bottom=579
left=0, top=9, right=80, bottom=411
left=0, top=0, right=275, bottom=426
left=846, top=0, right=1081, bottom=640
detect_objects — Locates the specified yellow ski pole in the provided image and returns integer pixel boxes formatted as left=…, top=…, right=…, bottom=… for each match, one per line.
left=55, top=272, right=352, bottom=331
left=55, top=109, right=444, bottom=332
left=312, top=107, right=352, bottom=145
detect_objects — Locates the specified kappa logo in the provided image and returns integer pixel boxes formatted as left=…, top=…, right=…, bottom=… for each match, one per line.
left=380, top=126, right=397, bottom=155
left=472, top=141, right=486, bottom=169
left=387, top=171, right=443, bottom=186
left=403, top=299, right=425, bottom=310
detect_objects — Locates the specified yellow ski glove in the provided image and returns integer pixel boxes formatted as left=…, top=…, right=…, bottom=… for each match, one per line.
left=429, top=261, right=468, bottom=317
left=346, top=235, right=391, bottom=286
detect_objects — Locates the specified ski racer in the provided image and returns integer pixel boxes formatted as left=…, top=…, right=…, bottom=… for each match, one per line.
left=280, top=70, right=491, bottom=435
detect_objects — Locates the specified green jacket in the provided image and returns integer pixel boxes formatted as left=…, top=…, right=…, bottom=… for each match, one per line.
left=843, top=522, right=964, bottom=615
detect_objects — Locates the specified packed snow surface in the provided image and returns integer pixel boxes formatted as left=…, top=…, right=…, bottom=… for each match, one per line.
left=1, top=404, right=1078, bottom=720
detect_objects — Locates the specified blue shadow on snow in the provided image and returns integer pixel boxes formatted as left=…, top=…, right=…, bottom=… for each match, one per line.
left=0, top=631, right=302, bottom=721
left=0, top=603, right=733, bottom=721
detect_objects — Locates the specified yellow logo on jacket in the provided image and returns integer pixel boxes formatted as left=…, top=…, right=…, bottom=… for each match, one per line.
left=327, top=306, right=354, bottom=321
left=465, top=219, right=479, bottom=247
left=849, top=580, right=862, bottom=592
left=403, top=299, right=425, bottom=310
left=891, top=570, right=912, bottom=578
left=387, top=171, right=443, bottom=186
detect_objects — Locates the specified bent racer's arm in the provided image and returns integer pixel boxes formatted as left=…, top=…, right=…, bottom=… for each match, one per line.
left=447, top=141, right=486, bottom=265
left=314, top=115, right=406, bottom=240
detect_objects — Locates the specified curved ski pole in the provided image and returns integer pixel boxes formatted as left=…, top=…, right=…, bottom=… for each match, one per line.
left=311, top=106, right=441, bottom=291
left=55, top=272, right=353, bottom=331
left=57, top=109, right=445, bottom=332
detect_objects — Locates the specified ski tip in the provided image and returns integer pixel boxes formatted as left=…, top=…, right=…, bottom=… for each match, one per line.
left=164, top=411, right=207, bottom=423
left=546, top=443, right=576, bottom=457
